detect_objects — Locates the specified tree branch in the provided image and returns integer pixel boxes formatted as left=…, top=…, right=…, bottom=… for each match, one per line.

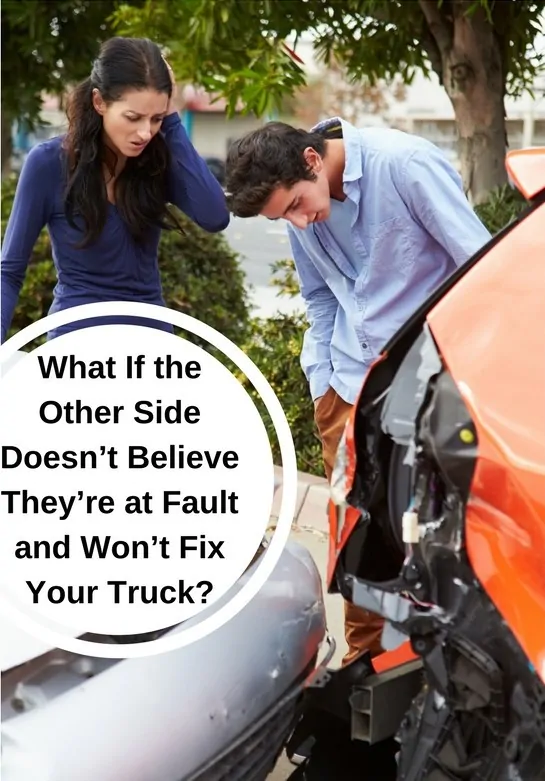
left=420, top=18, right=444, bottom=83
left=354, top=2, right=396, bottom=25
left=490, top=0, right=515, bottom=100
left=490, top=0, right=513, bottom=36
left=418, top=0, right=453, bottom=54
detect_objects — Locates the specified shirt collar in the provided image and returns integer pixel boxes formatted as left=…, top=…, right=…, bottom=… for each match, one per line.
left=310, top=116, right=363, bottom=186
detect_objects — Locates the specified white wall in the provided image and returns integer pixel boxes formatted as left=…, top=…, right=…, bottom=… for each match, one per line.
left=191, top=113, right=264, bottom=158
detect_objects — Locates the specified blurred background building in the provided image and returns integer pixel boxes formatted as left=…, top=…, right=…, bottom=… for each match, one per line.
left=10, top=38, right=545, bottom=178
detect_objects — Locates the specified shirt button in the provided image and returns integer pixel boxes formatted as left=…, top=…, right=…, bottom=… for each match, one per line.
left=362, top=342, right=368, bottom=349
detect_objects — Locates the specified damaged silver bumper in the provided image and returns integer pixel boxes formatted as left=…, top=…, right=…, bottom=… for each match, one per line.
left=2, top=540, right=328, bottom=781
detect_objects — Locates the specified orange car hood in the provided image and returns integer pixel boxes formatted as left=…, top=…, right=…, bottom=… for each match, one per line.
left=427, top=199, right=545, bottom=680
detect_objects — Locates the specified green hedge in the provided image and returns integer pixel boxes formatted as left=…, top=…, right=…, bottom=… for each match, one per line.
left=240, top=308, right=320, bottom=474
left=474, top=184, right=527, bottom=234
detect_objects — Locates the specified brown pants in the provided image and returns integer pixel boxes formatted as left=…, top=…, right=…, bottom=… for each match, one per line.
left=314, top=386, right=384, bottom=665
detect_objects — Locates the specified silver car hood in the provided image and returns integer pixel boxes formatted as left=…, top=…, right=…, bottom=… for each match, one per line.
left=2, top=540, right=327, bottom=781
left=1, top=618, right=80, bottom=672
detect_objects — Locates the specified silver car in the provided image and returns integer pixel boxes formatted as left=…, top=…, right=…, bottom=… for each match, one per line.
left=1, top=350, right=330, bottom=781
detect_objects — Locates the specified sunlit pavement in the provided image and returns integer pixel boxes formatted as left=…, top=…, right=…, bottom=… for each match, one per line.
left=223, top=216, right=305, bottom=317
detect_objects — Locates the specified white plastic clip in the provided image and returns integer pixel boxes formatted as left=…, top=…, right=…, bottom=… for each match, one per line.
left=402, top=510, right=419, bottom=544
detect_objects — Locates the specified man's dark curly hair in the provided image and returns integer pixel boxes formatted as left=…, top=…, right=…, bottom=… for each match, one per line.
left=225, top=122, right=327, bottom=218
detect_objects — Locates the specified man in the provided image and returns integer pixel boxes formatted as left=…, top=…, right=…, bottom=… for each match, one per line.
left=225, top=116, right=491, bottom=665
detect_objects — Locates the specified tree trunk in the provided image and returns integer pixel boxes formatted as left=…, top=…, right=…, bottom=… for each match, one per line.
left=1, top=107, right=14, bottom=179
left=419, top=0, right=508, bottom=205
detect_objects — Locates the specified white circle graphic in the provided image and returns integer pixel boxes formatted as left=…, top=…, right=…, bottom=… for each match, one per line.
left=1, top=325, right=274, bottom=635
left=0, top=303, right=297, bottom=658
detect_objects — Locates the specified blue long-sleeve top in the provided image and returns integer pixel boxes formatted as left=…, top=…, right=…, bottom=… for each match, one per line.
left=1, top=112, right=230, bottom=342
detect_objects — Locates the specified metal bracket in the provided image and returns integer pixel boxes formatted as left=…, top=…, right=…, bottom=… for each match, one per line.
left=305, top=635, right=336, bottom=689
left=349, top=659, right=424, bottom=744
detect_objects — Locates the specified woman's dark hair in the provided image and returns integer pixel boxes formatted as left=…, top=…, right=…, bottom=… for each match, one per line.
left=225, top=122, right=327, bottom=218
left=64, top=36, right=180, bottom=247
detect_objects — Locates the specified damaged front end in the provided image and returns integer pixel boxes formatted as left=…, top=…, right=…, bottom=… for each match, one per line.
left=334, top=326, right=545, bottom=780
left=291, top=150, right=545, bottom=780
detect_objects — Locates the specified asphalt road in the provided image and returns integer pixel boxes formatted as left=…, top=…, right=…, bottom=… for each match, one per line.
left=223, top=215, right=304, bottom=317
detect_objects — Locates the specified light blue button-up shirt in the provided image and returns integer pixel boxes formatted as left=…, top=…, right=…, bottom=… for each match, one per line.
left=288, top=117, right=492, bottom=405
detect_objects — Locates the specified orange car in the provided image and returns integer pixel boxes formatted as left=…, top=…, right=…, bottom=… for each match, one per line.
left=286, top=149, right=545, bottom=780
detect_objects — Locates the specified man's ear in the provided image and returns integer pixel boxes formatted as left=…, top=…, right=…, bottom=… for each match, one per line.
left=303, top=146, right=323, bottom=173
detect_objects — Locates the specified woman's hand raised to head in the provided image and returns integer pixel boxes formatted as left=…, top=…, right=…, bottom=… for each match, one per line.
left=163, top=57, right=185, bottom=116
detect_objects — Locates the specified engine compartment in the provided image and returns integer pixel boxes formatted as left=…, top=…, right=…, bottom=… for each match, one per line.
left=336, top=326, right=545, bottom=780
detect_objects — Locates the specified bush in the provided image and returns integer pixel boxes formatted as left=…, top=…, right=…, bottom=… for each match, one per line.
left=474, top=184, right=527, bottom=235
left=242, top=185, right=530, bottom=478
left=1, top=173, right=251, bottom=346
left=241, top=307, right=323, bottom=477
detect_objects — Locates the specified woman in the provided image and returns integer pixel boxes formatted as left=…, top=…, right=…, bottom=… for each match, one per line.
left=1, top=37, right=230, bottom=343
